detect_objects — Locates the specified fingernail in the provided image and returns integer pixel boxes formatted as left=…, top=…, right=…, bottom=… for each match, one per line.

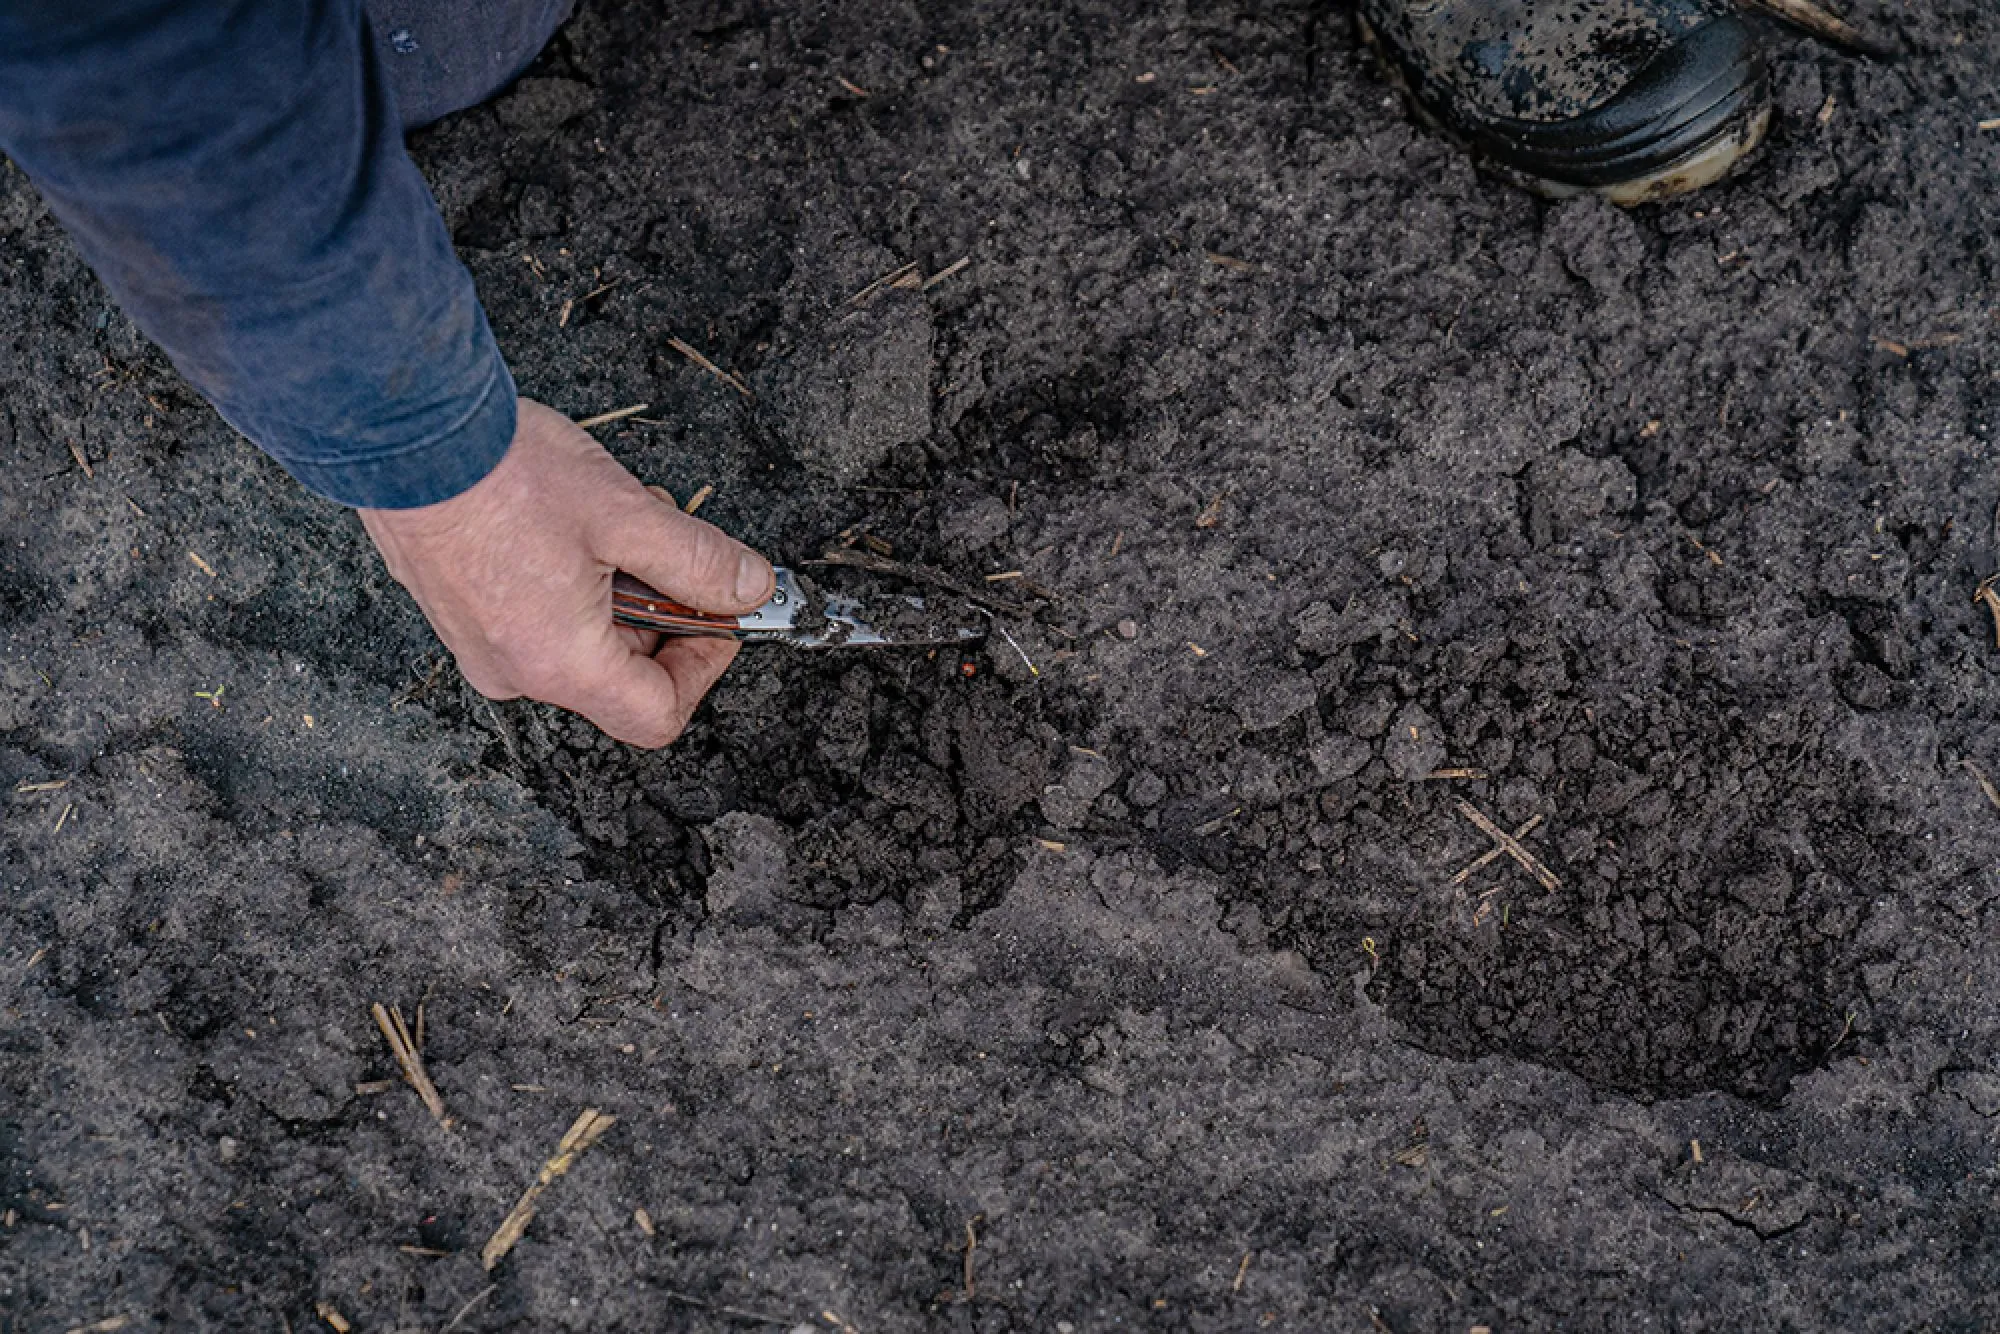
left=734, top=553, right=771, bottom=605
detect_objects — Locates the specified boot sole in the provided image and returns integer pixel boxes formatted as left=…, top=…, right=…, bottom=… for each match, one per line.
left=1509, top=103, right=1771, bottom=204
left=1357, top=14, right=1771, bottom=205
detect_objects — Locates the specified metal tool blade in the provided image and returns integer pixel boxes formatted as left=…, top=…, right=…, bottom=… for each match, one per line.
left=611, top=566, right=977, bottom=648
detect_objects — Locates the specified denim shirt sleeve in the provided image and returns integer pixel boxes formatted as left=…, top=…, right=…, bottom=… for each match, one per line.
left=0, top=0, right=516, bottom=510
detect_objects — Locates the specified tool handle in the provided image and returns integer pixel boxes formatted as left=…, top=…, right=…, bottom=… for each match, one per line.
left=610, top=572, right=745, bottom=638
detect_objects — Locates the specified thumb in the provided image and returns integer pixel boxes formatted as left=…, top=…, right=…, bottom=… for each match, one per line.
left=596, top=488, right=774, bottom=614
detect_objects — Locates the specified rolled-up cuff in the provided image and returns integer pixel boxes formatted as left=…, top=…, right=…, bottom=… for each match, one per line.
left=272, top=354, right=517, bottom=509
left=0, top=0, right=527, bottom=516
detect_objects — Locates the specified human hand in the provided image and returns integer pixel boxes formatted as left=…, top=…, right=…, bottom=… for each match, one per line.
left=359, top=398, right=774, bottom=747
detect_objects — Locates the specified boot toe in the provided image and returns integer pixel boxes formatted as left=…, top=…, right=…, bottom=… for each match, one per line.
left=1474, top=13, right=1770, bottom=198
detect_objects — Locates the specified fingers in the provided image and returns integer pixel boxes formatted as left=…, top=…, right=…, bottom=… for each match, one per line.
left=651, top=636, right=741, bottom=716
left=616, top=623, right=662, bottom=657
left=364, top=399, right=763, bottom=750
left=554, top=632, right=741, bottom=749
left=597, top=487, right=773, bottom=615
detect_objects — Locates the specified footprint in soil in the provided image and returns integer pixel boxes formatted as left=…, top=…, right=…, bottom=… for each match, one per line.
left=510, top=638, right=1078, bottom=926
left=1360, top=685, right=1899, bottom=1103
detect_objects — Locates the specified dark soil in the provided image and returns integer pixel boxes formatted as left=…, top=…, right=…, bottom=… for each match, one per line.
left=7, top=0, right=2000, bottom=1329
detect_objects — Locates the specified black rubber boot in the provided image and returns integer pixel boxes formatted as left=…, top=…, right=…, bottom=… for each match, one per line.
left=1357, top=0, right=1771, bottom=203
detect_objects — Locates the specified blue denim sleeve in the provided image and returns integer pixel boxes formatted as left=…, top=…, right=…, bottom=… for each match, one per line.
left=0, top=0, right=516, bottom=509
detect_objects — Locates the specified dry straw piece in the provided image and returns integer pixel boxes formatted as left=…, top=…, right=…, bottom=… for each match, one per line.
left=1455, top=800, right=1562, bottom=892
left=481, top=1108, right=618, bottom=1270
left=666, top=336, right=752, bottom=397
left=574, top=402, right=650, bottom=430
left=371, top=1002, right=451, bottom=1129
left=1741, top=0, right=1889, bottom=56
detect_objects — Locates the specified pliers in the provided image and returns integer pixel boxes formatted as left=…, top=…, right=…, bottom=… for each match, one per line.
left=612, top=565, right=967, bottom=648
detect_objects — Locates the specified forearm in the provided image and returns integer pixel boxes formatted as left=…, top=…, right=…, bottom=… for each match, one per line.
left=0, top=0, right=514, bottom=508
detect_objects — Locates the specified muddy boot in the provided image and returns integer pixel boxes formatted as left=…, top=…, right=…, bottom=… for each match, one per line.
left=1357, top=0, right=1771, bottom=203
